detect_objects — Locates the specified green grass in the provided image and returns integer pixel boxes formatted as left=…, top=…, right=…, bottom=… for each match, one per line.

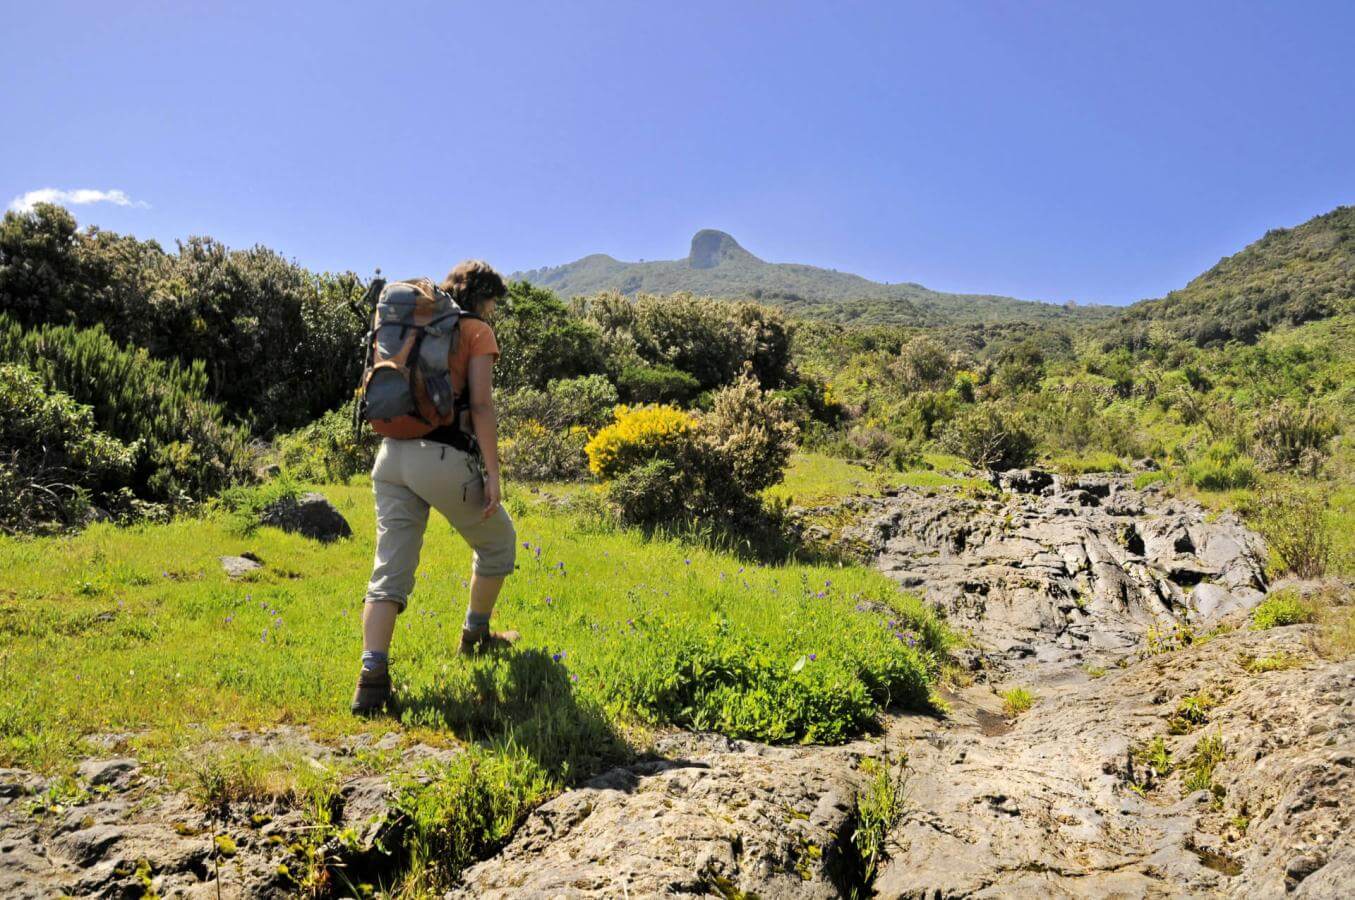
left=1166, top=692, right=1217, bottom=734
left=851, top=754, right=908, bottom=884
left=0, top=479, right=949, bottom=770
left=1132, top=735, right=1173, bottom=783
left=1046, top=450, right=1124, bottom=475
left=1183, top=733, right=1226, bottom=798
left=766, top=451, right=986, bottom=507
left=1240, top=651, right=1306, bottom=674
left=1000, top=686, right=1035, bottom=717
left=1251, top=590, right=1319, bottom=630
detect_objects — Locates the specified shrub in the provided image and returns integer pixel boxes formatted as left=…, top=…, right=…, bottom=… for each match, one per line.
left=1184, top=441, right=1257, bottom=491
left=544, top=375, right=619, bottom=431
left=603, top=457, right=684, bottom=528
left=699, top=370, right=798, bottom=494
left=586, top=379, right=799, bottom=540
left=585, top=405, right=696, bottom=480
left=580, top=292, right=794, bottom=391
left=772, top=377, right=843, bottom=429
left=277, top=407, right=379, bottom=484
left=502, top=421, right=591, bottom=481
left=1251, top=591, right=1319, bottom=630
left=940, top=405, right=1036, bottom=471
left=0, top=364, right=137, bottom=532
left=0, top=315, right=251, bottom=505
left=618, top=619, right=931, bottom=744
left=1251, top=488, right=1332, bottom=578
left=1251, top=400, right=1336, bottom=473
left=617, top=363, right=701, bottom=405
left=888, top=336, right=953, bottom=392
left=495, top=281, right=607, bottom=392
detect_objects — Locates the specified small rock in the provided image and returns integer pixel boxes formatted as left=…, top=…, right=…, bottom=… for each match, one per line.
left=992, top=469, right=1054, bottom=495
left=1191, top=583, right=1235, bottom=620
left=75, top=758, right=139, bottom=790
left=1285, top=850, right=1326, bottom=886
left=219, top=555, right=263, bottom=578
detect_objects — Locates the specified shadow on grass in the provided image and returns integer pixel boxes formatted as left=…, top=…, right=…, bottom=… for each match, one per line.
left=394, top=648, right=631, bottom=782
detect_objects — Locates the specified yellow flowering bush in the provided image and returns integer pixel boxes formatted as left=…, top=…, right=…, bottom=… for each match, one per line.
left=585, top=405, right=697, bottom=479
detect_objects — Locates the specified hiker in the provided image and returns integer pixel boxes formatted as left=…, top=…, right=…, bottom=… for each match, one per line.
left=351, top=260, right=518, bottom=716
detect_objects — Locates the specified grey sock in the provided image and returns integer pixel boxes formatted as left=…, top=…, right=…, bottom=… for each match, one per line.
left=465, top=609, right=491, bottom=631
left=361, top=650, right=388, bottom=671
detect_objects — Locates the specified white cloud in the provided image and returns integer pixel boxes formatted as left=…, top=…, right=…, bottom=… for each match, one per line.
left=8, top=188, right=150, bottom=214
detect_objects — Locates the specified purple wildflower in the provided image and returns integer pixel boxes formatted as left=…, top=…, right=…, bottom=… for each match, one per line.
left=684, top=559, right=691, bottom=565
left=809, top=653, right=817, bottom=661
left=545, top=596, right=553, bottom=606
left=522, top=541, right=531, bottom=549
left=570, top=673, right=579, bottom=683
left=552, top=652, right=562, bottom=662
left=224, top=615, right=234, bottom=624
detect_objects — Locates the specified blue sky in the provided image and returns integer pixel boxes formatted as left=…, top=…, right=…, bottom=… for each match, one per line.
left=4, top=1, right=1352, bottom=305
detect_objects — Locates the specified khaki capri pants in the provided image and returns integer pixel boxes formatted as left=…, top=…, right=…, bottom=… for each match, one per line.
left=364, top=438, right=517, bottom=612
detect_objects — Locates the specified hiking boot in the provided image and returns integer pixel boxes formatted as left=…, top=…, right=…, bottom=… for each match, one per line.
left=458, top=624, right=521, bottom=656
left=350, top=665, right=391, bottom=716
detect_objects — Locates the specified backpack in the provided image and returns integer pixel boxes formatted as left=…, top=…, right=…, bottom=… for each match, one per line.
left=355, top=277, right=480, bottom=441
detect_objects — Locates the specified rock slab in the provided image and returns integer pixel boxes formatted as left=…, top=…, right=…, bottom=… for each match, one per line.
left=259, top=492, right=351, bottom=542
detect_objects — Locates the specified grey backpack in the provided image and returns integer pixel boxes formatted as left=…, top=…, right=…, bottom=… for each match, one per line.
left=356, top=277, right=479, bottom=440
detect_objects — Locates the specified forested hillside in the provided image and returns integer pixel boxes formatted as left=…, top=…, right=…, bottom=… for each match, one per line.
left=1117, top=205, right=1355, bottom=345
left=513, top=228, right=1114, bottom=326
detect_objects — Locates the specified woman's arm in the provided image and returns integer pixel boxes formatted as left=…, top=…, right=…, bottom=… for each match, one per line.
left=467, top=354, right=501, bottom=519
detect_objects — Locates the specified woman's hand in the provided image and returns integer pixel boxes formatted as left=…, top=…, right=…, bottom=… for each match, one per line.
left=482, top=472, right=502, bottom=520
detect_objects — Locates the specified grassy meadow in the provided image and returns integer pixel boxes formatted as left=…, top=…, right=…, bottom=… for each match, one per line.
left=0, top=471, right=948, bottom=778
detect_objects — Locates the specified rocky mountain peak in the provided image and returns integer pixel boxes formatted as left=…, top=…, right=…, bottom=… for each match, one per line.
left=687, top=229, right=758, bottom=269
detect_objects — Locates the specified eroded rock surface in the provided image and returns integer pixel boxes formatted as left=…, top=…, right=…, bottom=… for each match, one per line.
left=0, top=728, right=434, bottom=899
left=845, top=472, right=1268, bottom=668
left=874, top=625, right=1354, bottom=898
left=451, top=732, right=870, bottom=898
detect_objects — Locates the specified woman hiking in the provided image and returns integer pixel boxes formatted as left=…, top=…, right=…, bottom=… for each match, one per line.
left=351, top=260, right=518, bottom=716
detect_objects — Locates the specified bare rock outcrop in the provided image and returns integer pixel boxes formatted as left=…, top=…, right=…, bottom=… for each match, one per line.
left=844, top=472, right=1268, bottom=668
left=451, top=732, right=870, bottom=898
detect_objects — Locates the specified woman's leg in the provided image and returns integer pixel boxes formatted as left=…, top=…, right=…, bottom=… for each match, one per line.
left=400, top=442, right=517, bottom=643
left=354, top=441, right=430, bottom=713
left=468, top=573, right=506, bottom=618
left=362, top=600, right=400, bottom=654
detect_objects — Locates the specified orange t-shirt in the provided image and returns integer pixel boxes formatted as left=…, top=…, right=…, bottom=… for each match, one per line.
left=449, top=316, right=499, bottom=396
left=423, top=316, right=497, bottom=444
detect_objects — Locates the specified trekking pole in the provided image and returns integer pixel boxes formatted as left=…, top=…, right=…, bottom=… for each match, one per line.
left=352, top=268, right=386, bottom=434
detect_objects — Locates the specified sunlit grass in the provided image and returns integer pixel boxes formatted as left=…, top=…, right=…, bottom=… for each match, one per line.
left=765, top=450, right=985, bottom=506
left=0, top=479, right=948, bottom=773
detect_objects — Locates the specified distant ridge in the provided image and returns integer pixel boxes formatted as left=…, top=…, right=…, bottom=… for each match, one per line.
left=512, top=230, right=1112, bottom=326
